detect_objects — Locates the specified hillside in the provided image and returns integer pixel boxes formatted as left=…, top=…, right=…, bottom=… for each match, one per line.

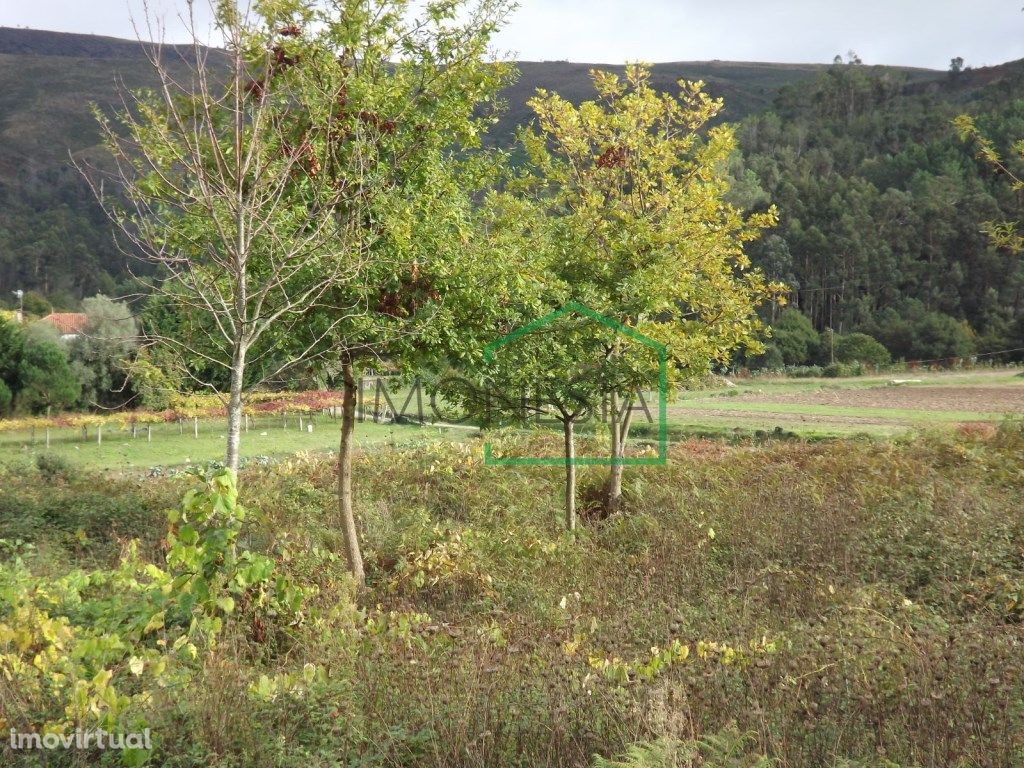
left=0, top=27, right=946, bottom=302
left=733, top=55, right=1024, bottom=363
left=492, top=59, right=939, bottom=143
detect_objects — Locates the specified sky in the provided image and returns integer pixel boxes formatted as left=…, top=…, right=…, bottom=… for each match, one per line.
left=3, top=0, right=1024, bottom=70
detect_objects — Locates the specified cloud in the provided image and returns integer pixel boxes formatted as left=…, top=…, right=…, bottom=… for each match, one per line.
left=5, top=0, right=1024, bottom=69
left=492, top=0, right=1024, bottom=69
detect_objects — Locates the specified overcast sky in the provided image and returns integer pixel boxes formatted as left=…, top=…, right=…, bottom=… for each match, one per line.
left=4, top=0, right=1024, bottom=70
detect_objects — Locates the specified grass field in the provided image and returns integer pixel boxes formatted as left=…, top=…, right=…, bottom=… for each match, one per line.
left=0, top=413, right=462, bottom=473
left=1, top=370, right=1020, bottom=471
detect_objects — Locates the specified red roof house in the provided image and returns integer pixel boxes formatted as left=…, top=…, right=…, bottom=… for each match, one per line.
left=42, top=312, right=89, bottom=338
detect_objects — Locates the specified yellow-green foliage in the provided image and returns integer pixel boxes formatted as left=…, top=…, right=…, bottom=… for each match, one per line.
left=0, top=470, right=307, bottom=766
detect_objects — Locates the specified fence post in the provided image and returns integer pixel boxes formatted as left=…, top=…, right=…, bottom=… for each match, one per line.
left=97, top=425, right=102, bottom=446
left=194, top=417, right=199, bottom=439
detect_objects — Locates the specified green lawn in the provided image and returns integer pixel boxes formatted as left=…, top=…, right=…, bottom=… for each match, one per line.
left=3, top=369, right=1020, bottom=470
left=0, top=414, right=462, bottom=473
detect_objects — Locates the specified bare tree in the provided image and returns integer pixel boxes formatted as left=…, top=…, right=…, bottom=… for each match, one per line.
left=81, top=0, right=369, bottom=473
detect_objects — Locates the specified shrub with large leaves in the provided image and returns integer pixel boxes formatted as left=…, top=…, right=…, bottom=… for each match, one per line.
left=0, top=470, right=308, bottom=766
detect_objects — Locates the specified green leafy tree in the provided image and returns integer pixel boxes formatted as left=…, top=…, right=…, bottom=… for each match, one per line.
left=88, top=0, right=397, bottom=474
left=69, top=295, right=139, bottom=409
left=518, top=65, right=781, bottom=513
left=867, top=300, right=977, bottom=361
left=22, top=320, right=63, bottom=348
left=250, top=0, right=515, bottom=583
left=771, top=309, right=820, bottom=366
left=832, top=332, right=891, bottom=367
left=451, top=303, right=624, bottom=532
left=20, top=290, right=51, bottom=318
left=0, top=380, right=11, bottom=416
left=0, top=315, right=24, bottom=391
left=738, top=68, right=1024, bottom=362
left=955, top=114, right=1024, bottom=254
left=17, top=340, right=80, bottom=414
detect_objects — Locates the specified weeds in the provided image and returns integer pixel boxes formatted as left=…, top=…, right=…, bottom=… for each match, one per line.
left=1, top=425, right=1022, bottom=766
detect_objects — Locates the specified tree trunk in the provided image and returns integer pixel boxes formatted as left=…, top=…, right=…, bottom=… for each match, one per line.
left=225, top=345, right=247, bottom=474
left=602, top=392, right=634, bottom=515
left=563, top=419, right=577, bottom=532
left=338, top=360, right=365, bottom=584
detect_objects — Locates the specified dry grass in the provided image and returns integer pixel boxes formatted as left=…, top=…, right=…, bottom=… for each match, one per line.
left=3, top=423, right=1023, bottom=767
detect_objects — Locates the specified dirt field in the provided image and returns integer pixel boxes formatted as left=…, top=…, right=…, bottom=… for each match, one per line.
left=729, top=383, right=1024, bottom=413
left=665, top=369, right=1024, bottom=436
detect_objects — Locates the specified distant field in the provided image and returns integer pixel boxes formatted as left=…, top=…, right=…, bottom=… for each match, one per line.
left=2, top=370, right=1020, bottom=472
left=0, top=413, right=460, bottom=474
left=666, top=369, right=1024, bottom=438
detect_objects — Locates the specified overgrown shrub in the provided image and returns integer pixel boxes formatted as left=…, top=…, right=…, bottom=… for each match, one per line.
left=592, top=726, right=771, bottom=767
left=785, top=365, right=824, bottom=378
left=35, top=452, right=74, bottom=482
left=0, top=470, right=309, bottom=767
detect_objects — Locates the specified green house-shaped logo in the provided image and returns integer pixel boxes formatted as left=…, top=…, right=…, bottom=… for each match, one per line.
left=482, top=302, right=669, bottom=467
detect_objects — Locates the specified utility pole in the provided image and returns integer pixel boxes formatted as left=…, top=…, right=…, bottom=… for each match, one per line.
left=12, top=289, right=24, bottom=324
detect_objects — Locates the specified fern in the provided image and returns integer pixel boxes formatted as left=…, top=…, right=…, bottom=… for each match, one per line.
left=593, top=724, right=771, bottom=768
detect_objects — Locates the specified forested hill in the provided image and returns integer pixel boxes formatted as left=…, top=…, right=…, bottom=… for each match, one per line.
left=0, top=27, right=940, bottom=305
left=734, top=58, right=1024, bottom=362
left=2, top=27, right=1022, bottom=362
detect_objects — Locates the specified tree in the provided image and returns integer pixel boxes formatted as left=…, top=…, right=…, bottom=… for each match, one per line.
left=69, top=295, right=139, bottom=409
left=0, top=380, right=11, bottom=416
left=17, top=340, right=80, bottom=414
left=738, top=68, right=1023, bottom=354
left=451, top=303, right=619, bottom=533
left=832, top=332, right=891, bottom=367
left=955, top=114, right=1024, bottom=254
left=0, top=315, right=23, bottom=391
left=258, top=0, right=514, bottom=583
left=87, top=0, right=375, bottom=473
left=20, top=291, right=51, bottom=318
left=518, top=65, right=781, bottom=513
left=771, top=309, right=820, bottom=366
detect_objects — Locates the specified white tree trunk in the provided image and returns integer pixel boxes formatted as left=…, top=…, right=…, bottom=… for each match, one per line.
left=225, top=345, right=247, bottom=474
